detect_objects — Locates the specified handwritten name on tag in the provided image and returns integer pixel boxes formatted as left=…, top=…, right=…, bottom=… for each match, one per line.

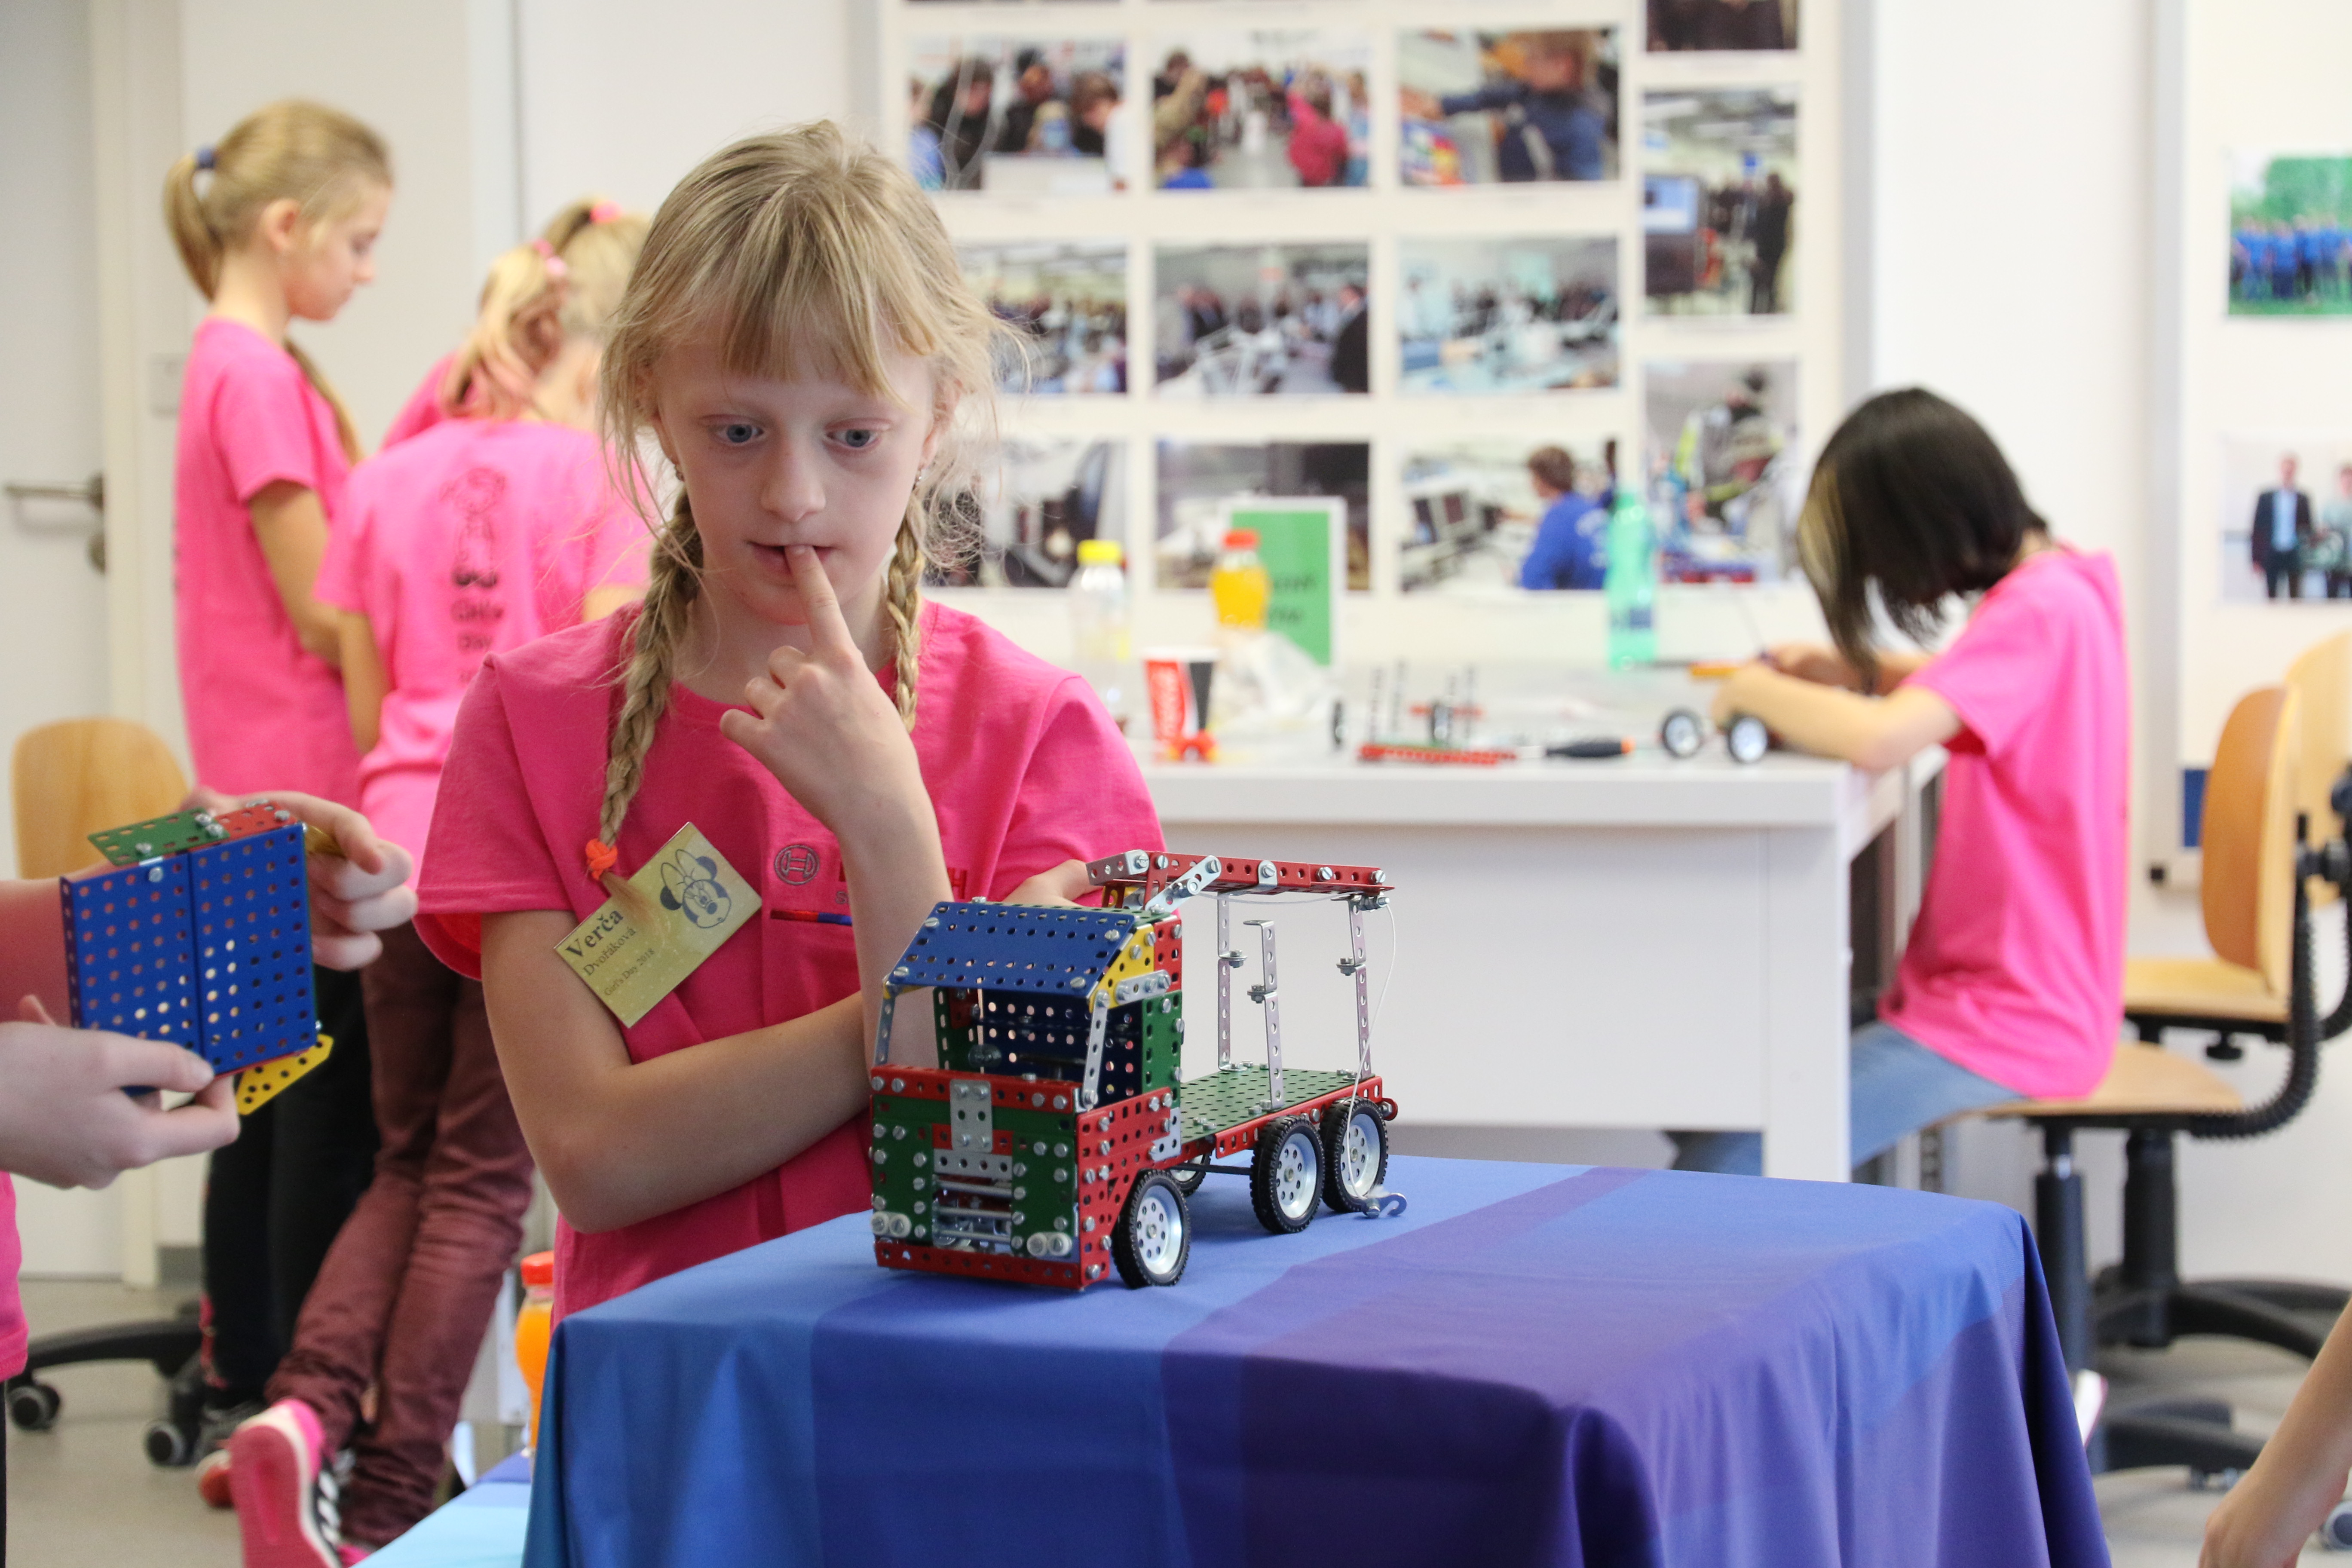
left=556, top=824, right=756, bottom=1027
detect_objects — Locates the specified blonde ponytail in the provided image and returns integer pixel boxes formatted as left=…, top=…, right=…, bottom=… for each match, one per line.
left=441, top=244, right=570, bottom=422
left=163, top=100, right=390, bottom=464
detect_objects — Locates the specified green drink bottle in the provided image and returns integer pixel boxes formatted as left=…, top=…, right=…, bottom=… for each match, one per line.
left=1604, top=482, right=1657, bottom=669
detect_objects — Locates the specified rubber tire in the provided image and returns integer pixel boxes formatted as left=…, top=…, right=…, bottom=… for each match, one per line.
left=1659, top=708, right=1706, bottom=760
left=1167, top=1152, right=1210, bottom=1195
left=7, top=1379, right=59, bottom=1431
left=144, top=1418, right=194, bottom=1467
left=1320, top=1100, right=1391, bottom=1213
left=1727, top=713, right=1770, bottom=765
left=1250, top=1117, right=1321, bottom=1235
left=1112, top=1171, right=1192, bottom=1288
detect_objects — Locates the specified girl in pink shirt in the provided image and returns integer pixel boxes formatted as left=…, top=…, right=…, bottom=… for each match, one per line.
left=229, top=224, right=649, bottom=1559
left=238, top=123, right=1161, bottom=1560
left=1674, top=388, right=2128, bottom=1176
left=163, top=100, right=399, bottom=1505
left=380, top=197, right=642, bottom=450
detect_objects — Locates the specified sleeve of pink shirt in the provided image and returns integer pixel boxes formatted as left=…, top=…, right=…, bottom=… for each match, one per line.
left=1901, top=583, right=2053, bottom=758
left=380, top=354, right=452, bottom=449
left=413, top=658, right=575, bottom=977
left=985, top=678, right=1164, bottom=899
left=213, top=347, right=332, bottom=503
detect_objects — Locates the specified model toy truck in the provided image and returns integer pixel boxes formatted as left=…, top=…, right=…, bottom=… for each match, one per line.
left=867, top=851, right=1396, bottom=1290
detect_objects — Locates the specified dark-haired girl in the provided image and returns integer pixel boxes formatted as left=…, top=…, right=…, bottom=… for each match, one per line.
left=1673, top=387, right=2128, bottom=1175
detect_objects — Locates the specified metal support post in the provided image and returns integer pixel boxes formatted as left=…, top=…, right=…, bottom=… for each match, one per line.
left=1246, top=919, right=1282, bottom=1106
left=1216, top=892, right=1238, bottom=1069
left=1339, top=899, right=1372, bottom=1079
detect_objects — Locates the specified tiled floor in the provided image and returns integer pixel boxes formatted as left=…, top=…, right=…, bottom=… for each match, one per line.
left=9, top=1278, right=2340, bottom=1564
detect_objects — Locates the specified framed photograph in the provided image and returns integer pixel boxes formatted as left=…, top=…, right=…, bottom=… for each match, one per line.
left=1647, top=0, right=1797, bottom=52
left=1155, top=439, right=1370, bottom=590
left=2227, top=153, right=2352, bottom=317
left=1399, top=438, right=1617, bottom=594
left=2218, top=435, right=2352, bottom=603
left=928, top=437, right=1127, bottom=589
left=1643, top=89, right=1798, bottom=318
left=909, top=37, right=1127, bottom=193
left=1398, top=236, right=1619, bottom=393
left=1643, top=360, right=1801, bottom=583
left=963, top=240, right=1129, bottom=395
left=1153, top=242, right=1370, bottom=396
left=1398, top=28, right=1619, bottom=187
left=1147, top=31, right=1372, bottom=190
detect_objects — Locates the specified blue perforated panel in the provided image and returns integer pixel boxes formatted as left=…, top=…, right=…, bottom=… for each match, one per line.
left=188, top=825, right=315, bottom=1073
left=62, top=858, right=199, bottom=1047
left=891, top=901, right=1137, bottom=996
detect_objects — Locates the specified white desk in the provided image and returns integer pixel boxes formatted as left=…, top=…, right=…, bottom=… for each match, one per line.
left=1142, top=747, right=1942, bottom=1181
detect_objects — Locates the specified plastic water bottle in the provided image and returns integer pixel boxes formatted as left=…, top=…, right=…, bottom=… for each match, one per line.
left=1069, top=538, right=1132, bottom=729
left=1604, top=485, right=1657, bottom=669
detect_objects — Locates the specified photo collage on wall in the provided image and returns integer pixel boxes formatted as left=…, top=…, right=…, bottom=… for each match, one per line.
left=887, top=0, right=1813, bottom=599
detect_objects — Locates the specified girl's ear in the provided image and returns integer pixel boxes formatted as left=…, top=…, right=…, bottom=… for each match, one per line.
left=257, top=197, right=305, bottom=257
left=919, top=383, right=961, bottom=472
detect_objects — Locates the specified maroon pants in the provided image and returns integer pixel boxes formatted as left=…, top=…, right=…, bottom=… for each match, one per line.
left=267, top=923, right=534, bottom=1545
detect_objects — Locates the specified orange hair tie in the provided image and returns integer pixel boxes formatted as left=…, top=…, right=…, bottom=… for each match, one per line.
left=584, top=839, right=619, bottom=880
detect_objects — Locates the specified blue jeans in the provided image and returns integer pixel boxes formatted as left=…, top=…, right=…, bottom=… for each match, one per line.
left=1669, top=1021, right=2017, bottom=1176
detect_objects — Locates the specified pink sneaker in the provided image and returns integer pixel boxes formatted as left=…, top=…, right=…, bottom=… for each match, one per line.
left=228, top=1400, right=353, bottom=1567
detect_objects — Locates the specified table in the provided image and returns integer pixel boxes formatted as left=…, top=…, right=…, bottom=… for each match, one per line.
left=1142, top=737, right=1943, bottom=1179
left=368, top=1452, right=529, bottom=1568
left=523, top=1156, right=2103, bottom=1568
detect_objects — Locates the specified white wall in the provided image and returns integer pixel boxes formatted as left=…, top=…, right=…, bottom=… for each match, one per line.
left=1, top=0, right=125, bottom=1275
left=516, top=0, right=867, bottom=226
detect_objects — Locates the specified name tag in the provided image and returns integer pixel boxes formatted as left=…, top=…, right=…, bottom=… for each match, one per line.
left=556, top=824, right=756, bottom=1026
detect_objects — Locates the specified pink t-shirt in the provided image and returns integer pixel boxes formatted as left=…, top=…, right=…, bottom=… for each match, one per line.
left=174, top=317, right=361, bottom=804
left=315, top=420, right=649, bottom=872
left=381, top=352, right=455, bottom=449
left=413, top=603, right=1163, bottom=1317
left=0, top=1178, right=22, bottom=1379
left=1880, top=548, right=2129, bottom=1098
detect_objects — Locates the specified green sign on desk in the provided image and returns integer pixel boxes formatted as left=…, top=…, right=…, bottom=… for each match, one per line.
left=1225, top=497, right=1344, bottom=667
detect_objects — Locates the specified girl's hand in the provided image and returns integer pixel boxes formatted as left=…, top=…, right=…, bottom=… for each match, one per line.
left=720, top=545, right=931, bottom=841
left=1710, top=663, right=1782, bottom=726
left=2201, top=1473, right=2326, bottom=1568
left=1763, top=642, right=1860, bottom=689
left=0, top=995, right=239, bottom=1189
left=185, top=787, right=418, bottom=969
left=1004, top=860, right=1098, bottom=909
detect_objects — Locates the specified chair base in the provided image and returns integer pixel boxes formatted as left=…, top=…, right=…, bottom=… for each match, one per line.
left=2097, top=1397, right=2266, bottom=1482
left=4, top=1310, right=202, bottom=1450
left=2097, top=1279, right=2334, bottom=1360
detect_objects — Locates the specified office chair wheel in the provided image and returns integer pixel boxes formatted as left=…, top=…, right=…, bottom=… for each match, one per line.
left=2324, top=1497, right=2352, bottom=1549
left=6, top=1378, right=60, bottom=1431
left=144, top=1416, right=195, bottom=1467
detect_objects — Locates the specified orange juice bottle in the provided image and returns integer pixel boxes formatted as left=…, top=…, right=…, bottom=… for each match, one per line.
left=1210, top=528, right=1270, bottom=631
left=515, top=1250, right=555, bottom=1449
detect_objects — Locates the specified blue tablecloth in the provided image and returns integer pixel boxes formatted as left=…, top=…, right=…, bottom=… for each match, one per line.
left=370, top=1452, right=530, bottom=1567
left=525, top=1158, right=2106, bottom=1568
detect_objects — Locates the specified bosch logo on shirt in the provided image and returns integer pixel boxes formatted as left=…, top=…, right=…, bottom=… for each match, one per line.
left=773, top=843, right=823, bottom=885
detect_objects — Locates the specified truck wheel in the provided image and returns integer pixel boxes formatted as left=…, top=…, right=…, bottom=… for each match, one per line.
left=1168, top=1151, right=1210, bottom=1195
left=1726, top=713, right=1771, bottom=765
left=1113, top=1171, right=1191, bottom=1288
left=1320, top=1100, right=1390, bottom=1213
left=1250, top=1118, right=1321, bottom=1235
left=1659, top=707, right=1706, bottom=760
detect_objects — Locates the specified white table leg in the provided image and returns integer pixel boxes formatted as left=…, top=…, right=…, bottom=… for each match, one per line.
left=1761, top=823, right=1851, bottom=1180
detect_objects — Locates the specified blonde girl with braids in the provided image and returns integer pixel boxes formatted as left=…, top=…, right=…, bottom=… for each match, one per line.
left=410, top=123, right=1161, bottom=1326
left=162, top=99, right=398, bottom=1498
left=380, top=197, right=649, bottom=449
left=225, top=225, right=649, bottom=1561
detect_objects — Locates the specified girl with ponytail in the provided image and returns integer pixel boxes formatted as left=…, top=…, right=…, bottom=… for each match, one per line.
left=162, top=99, right=395, bottom=1511
left=409, top=123, right=1161, bottom=1326
left=225, top=224, right=648, bottom=1559
left=379, top=197, right=649, bottom=449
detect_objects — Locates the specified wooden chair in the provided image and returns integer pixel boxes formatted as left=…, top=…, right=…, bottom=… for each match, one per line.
left=11, top=717, right=189, bottom=877
left=1995, top=685, right=2343, bottom=1481
left=2, top=717, right=206, bottom=1459
left=2287, top=632, right=2350, bottom=876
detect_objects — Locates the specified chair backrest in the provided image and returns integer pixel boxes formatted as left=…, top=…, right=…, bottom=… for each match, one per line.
left=2202, top=685, right=2301, bottom=993
left=2285, top=631, right=2351, bottom=862
left=12, top=718, right=190, bottom=878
